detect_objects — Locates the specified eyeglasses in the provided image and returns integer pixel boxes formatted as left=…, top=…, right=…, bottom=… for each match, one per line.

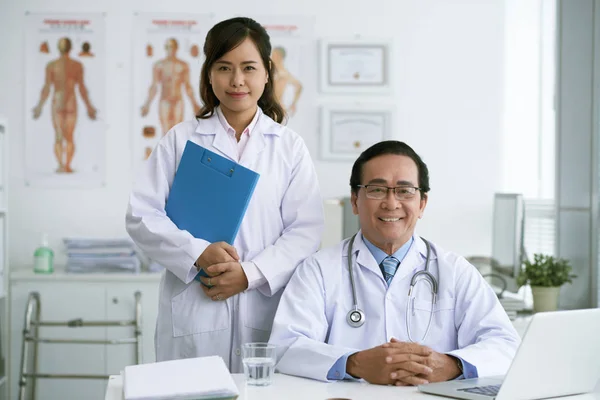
left=356, top=184, right=422, bottom=201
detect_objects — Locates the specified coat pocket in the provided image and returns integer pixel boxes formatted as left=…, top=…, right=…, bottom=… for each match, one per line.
left=413, top=297, right=455, bottom=312
left=243, top=289, right=282, bottom=332
left=409, top=297, right=456, bottom=343
left=171, top=283, right=230, bottom=336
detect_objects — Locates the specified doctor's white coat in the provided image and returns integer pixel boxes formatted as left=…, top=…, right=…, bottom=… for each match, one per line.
left=126, top=111, right=324, bottom=372
left=269, top=232, right=521, bottom=381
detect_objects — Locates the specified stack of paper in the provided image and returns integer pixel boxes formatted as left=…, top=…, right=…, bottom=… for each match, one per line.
left=64, top=238, right=141, bottom=274
left=124, top=356, right=239, bottom=400
left=498, top=291, right=526, bottom=320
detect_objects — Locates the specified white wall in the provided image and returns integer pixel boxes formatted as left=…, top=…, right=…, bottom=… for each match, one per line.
left=0, top=0, right=505, bottom=269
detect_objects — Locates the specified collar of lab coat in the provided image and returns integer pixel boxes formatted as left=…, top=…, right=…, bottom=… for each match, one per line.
left=352, top=231, right=438, bottom=282
left=194, top=108, right=284, bottom=165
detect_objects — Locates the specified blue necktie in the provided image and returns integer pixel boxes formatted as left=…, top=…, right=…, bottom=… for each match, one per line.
left=381, top=256, right=400, bottom=286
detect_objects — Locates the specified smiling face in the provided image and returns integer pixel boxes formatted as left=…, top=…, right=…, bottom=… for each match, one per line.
left=209, top=37, right=268, bottom=121
left=351, top=154, right=428, bottom=254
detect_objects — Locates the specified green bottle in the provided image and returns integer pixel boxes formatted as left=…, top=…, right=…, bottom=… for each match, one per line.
left=34, top=233, right=54, bottom=274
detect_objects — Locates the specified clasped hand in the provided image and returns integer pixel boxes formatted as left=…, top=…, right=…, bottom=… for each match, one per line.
left=347, top=338, right=461, bottom=386
left=195, top=242, right=249, bottom=301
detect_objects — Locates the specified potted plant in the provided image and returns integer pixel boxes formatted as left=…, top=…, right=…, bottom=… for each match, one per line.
left=516, top=253, right=576, bottom=312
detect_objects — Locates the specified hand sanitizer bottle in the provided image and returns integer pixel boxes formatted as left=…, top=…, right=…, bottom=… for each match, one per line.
left=34, top=233, right=54, bottom=274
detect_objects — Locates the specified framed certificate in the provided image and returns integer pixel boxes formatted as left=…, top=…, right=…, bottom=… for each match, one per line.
left=320, top=104, right=394, bottom=161
left=320, top=38, right=392, bottom=94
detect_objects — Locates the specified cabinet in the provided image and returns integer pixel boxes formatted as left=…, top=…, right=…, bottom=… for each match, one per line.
left=9, top=271, right=160, bottom=400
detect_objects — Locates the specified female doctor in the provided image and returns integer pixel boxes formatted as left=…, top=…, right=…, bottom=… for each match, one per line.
left=126, top=17, right=324, bottom=373
left=269, top=141, right=521, bottom=385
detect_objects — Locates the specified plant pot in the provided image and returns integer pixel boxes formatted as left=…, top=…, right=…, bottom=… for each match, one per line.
left=531, top=286, right=561, bottom=312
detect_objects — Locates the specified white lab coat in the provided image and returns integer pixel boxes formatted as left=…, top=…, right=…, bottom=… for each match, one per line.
left=269, top=232, right=521, bottom=382
left=126, top=111, right=324, bottom=372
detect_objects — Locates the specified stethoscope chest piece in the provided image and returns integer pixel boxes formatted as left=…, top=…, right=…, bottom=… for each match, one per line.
left=345, top=233, right=438, bottom=343
left=346, top=307, right=365, bottom=328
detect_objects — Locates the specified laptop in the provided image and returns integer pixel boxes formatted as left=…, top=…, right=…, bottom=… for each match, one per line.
left=418, top=308, right=600, bottom=400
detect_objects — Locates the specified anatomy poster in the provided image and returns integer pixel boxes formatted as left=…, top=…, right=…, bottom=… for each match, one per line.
left=256, top=16, right=315, bottom=122
left=133, top=13, right=214, bottom=165
left=25, top=13, right=106, bottom=187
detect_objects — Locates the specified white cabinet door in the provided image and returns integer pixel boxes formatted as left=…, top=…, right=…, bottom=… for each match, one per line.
left=106, top=282, right=159, bottom=375
left=10, top=282, right=106, bottom=400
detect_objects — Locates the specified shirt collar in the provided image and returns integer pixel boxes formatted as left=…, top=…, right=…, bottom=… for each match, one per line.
left=363, top=235, right=414, bottom=266
left=216, top=106, right=261, bottom=137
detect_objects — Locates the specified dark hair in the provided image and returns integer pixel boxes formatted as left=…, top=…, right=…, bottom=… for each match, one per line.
left=82, top=42, right=90, bottom=52
left=349, top=140, right=430, bottom=198
left=196, top=17, right=285, bottom=123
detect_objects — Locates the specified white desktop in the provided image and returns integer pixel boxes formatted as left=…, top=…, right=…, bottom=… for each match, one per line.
left=105, top=372, right=600, bottom=400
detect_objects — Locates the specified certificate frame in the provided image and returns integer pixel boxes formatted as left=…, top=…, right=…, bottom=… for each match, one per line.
left=320, top=104, right=394, bottom=161
left=319, top=38, right=392, bottom=94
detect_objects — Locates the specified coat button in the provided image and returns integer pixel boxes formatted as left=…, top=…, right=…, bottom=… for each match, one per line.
left=235, top=348, right=241, bottom=356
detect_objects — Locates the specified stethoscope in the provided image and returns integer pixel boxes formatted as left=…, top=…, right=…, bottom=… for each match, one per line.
left=345, top=234, right=439, bottom=343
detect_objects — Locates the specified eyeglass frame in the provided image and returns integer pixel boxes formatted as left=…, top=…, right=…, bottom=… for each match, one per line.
left=354, top=184, right=425, bottom=200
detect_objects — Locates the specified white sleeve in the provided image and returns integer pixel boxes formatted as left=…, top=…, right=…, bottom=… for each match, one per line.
left=125, top=133, right=210, bottom=284
left=447, top=258, right=522, bottom=377
left=269, top=256, right=358, bottom=381
left=251, top=138, right=324, bottom=296
left=241, top=261, right=267, bottom=289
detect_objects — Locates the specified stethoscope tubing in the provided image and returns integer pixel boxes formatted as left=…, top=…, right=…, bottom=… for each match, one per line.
left=345, top=233, right=439, bottom=343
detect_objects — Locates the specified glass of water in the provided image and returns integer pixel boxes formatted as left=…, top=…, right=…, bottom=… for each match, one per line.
left=242, top=342, right=276, bottom=386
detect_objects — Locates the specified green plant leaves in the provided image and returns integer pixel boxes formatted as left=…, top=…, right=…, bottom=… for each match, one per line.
left=516, top=253, right=576, bottom=288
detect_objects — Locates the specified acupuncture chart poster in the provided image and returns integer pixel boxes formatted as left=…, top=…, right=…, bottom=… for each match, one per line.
left=24, top=13, right=106, bottom=188
left=255, top=15, right=315, bottom=124
left=132, top=13, right=214, bottom=168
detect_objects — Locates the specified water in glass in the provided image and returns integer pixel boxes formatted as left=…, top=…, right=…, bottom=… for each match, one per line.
left=242, top=356, right=275, bottom=386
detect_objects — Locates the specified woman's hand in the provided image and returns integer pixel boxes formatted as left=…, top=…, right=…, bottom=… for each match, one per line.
left=195, top=242, right=239, bottom=271
left=199, top=261, right=249, bottom=301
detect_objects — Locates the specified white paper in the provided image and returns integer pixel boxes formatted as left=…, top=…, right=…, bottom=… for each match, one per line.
left=124, top=356, right=238, bottom=400
left=330, top=111, right=387, bottom=154
left=328, top=45, right=386, bottom=85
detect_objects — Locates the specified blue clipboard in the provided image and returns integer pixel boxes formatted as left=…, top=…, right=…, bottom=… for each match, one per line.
left=165, top=141, right=260, bottom=282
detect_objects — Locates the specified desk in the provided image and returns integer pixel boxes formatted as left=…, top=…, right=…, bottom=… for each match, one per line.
left=511, top=315, right=533, bottom=338
left=105, top=373, right=600, bottom=400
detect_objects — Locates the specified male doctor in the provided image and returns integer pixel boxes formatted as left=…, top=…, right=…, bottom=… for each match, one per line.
left=269, top=140, right=521, bottom=386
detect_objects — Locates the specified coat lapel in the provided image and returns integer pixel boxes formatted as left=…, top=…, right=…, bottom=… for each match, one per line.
left=239, top=113, right=282, bottom=167
left=194, top=113, right=237, bottom=161
left=355, top=232, right=387, bottom=282
left=239, top=125, right=267, bottom=167
left=393, top=236, right=438, bottom=282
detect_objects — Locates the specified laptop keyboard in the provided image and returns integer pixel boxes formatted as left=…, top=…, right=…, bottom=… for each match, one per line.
left=458, top=384, right=501, bottom=397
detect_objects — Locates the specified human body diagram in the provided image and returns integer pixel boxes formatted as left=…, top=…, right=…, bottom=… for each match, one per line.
left=141, top=38, right=201, bottom=134
left=32, top=37, right=97, bottom=174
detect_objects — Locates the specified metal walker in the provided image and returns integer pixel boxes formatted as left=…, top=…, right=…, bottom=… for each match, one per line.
left=18, top=291, right=142, bottom=400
